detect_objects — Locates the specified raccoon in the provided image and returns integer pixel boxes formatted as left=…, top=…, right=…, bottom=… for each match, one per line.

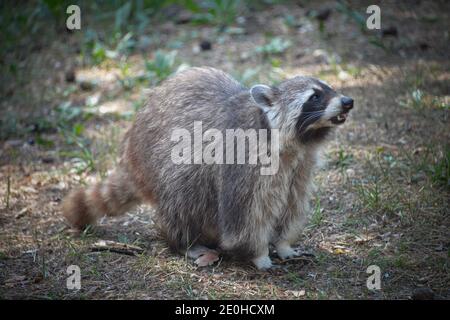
left=62, top=67, right=353, bottom=269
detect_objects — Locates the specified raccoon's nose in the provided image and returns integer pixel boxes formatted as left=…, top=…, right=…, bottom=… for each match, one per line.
left=341, top=96, right=354, bottom=110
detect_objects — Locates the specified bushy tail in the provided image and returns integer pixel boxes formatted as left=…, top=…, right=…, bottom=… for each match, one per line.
left=62, top=168, right=140, bottom=230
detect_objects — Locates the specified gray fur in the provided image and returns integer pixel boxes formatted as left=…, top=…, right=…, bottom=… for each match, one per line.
left=63, top=67, right=352, bottom=269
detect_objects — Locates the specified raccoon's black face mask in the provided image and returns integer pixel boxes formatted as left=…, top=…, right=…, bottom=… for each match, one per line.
left=295, top=80, right=352, bottom=143
left=250, top=76, right=353, bottom=144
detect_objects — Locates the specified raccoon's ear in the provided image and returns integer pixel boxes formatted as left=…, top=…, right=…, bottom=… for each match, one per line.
left=250, top=84, right=275, bottom=110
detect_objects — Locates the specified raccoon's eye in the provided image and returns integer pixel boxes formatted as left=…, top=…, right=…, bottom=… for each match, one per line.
left=310, top=93, right=320, bottom=102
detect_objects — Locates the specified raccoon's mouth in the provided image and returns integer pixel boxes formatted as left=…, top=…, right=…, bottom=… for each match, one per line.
left=330, top=112, right=348, bottom=125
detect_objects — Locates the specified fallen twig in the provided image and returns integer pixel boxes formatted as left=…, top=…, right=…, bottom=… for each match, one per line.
left=90, top=240, right=144, bottom=256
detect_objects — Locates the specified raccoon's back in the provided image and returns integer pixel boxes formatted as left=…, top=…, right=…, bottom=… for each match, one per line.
left=122, top=67, right=247, bottom=203
left=149, top=67, right=244, bottom=115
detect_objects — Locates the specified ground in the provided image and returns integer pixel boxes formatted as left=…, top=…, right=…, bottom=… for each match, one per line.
left=0, top=0, right=449, bottom=299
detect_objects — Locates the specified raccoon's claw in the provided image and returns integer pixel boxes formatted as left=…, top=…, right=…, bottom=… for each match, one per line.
left=254, top=263, right=286, bottom=274
left=252, top=255, right=273, bottom=270
left=276, top=245, right=315, bottom=260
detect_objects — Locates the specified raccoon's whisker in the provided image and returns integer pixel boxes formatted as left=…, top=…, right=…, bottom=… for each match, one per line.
left=297, top=113, right=323, bottom=133
left=294, top=110, right=325, bottom=121
left=299, top=110, right=326, bottom=115
left=300, top=110, right=325, bottom=113
left=298, top=111, right=324, bottom=122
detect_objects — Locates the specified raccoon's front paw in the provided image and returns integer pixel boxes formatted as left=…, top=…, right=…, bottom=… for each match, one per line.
left=276, top=243, right=315, bottom=260
left=276, top=242, right=306, bottom=260
left=252, top=255, right=273, bottom=270
left=277, top=246, right=300, bottom=260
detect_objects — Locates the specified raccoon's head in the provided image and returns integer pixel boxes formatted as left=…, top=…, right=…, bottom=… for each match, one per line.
left=250, top=76, right=353, bottom=145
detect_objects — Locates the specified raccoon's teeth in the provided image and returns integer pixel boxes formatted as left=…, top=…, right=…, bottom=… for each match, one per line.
left=337, top=114, right=345, bottom=121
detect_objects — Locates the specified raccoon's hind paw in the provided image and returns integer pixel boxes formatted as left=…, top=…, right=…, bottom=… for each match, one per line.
left=186, top=245, right=220, bottom=267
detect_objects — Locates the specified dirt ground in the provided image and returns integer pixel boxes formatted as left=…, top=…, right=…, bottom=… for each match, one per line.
left=0, top=1, right=449, bottom=299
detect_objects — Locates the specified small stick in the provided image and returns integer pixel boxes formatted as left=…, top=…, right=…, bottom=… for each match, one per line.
left=5, top=176, right=11, bottom=209
left=90, top=240, right=144, bottom=256
left=278, top=253, right=316, bottom=264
